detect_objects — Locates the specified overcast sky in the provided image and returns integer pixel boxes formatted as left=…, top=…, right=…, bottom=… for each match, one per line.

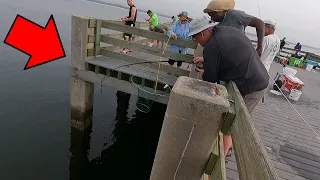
left=113, top=0, right=319, bottom=48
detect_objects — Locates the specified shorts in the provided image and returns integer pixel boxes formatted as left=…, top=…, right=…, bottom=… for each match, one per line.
left=224, top=87, right=267, bottom=135
left=168, top=50, right=182, bottom=67
left=124, top=22, right=135, bottom=38
left=243, top=88, right=267, bottom=115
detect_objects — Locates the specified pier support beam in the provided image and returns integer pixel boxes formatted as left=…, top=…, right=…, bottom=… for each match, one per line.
left=150, top=76, right=230, bottom=180
left=70, top=15, right=98, bottom=130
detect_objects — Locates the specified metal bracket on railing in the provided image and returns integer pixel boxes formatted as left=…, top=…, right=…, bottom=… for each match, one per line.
left=221, top=101, right=236, bottom=134
left=204, top=136, right=220, bottom=175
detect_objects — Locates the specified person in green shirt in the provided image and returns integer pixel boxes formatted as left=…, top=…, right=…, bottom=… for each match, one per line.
left=146, top=10, right=159, bottom=46
left=147, top=10, right=159, bottom=28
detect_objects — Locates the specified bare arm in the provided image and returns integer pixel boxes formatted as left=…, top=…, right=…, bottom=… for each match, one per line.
left=249, top=17, right=265, bottom=56
left=125, top=7, right=136, bottom=21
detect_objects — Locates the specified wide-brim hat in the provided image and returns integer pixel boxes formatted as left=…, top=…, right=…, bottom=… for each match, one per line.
left=203, top=0, right=235, bottom=13
left=188, top=16, right=217, bottom=37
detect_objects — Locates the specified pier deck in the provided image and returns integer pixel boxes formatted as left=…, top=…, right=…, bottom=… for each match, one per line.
left=226, top=63, right=320, bottom=180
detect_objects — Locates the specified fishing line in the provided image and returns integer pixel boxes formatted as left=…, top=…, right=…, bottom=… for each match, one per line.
left=100, top=36, right=187, bottom=95
left=257, top=5, right=320, bottom=141
left=268, top=68, right=320, bottom=140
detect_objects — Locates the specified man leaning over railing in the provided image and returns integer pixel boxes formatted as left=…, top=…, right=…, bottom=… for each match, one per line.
left=189, top=16, right=269, bottom=160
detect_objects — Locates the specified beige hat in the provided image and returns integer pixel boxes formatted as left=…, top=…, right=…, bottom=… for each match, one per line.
left=203, top=0, right=235, bottom=13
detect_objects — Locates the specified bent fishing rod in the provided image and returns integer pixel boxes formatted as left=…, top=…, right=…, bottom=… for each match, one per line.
left=113, top=60, right=185, bottom=70
left=113, top=60, right=204, bottom=71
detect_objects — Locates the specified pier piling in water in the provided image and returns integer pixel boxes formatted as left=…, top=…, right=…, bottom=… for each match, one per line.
left=70, top=15, right=96, bottom=130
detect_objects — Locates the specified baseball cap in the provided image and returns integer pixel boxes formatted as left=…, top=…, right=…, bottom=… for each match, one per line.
left=203, top=0, right=235, bottom=13
left=264, top=20, right=276, bottom=27
left=188, top=16, right=217, bottom=37
left=178, top=11, right=188, bottom=17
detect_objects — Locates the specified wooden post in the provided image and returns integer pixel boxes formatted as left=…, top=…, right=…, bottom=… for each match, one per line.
left=70, top=15, right=95, bottom=131
left=150, top=76, right=230, bottom=180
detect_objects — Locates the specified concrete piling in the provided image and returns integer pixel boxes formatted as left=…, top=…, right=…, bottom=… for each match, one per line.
left=150, top=76, right=230, bottom=180
left=70, top=15, right=95, bottom=130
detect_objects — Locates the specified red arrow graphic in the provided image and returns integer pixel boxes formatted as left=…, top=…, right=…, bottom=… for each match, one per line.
left=4, top=14, right=65, bottom=70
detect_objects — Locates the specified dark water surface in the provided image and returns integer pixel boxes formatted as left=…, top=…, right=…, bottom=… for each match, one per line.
left=0, top=0, right=166, bottom=179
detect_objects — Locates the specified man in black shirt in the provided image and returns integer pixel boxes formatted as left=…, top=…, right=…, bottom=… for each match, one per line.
left=189, top=16, right=269, bottom=157
left=280, top=37, right=288, bottom=51
left=121, top=0, right=137, bottom=53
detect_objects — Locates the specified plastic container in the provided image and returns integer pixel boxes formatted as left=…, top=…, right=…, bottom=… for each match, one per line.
left=289, top=89, right=302, bottom=101
left=306, top=64, right=313, bottom=71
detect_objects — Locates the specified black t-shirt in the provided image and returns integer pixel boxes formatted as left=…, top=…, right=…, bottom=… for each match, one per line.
left=203, top=26, right=269, bottom=96
left=280, top=40, right=286, bottom=48
left=126, top=5, right=137, bottom=26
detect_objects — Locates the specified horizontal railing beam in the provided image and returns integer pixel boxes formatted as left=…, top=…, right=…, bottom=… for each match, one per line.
left=101, top=20, right=197, bottom=49
left=100, top=35, right=194, bottom=63
left=72, top=67, right=169, bottom=104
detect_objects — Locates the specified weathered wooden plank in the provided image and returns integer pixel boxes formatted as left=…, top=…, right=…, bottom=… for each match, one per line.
left=85, top=57, right=178, bottom=86
left=101, top=20, right=197, bottom=49
left=227, top=81, right=279, bottom=180
left=88, top=18, right=96, bottom=28
left=100, top=35, right=194, bottom=63
left=95, top=19, right=102, bottom=55
left=88, top=35, right=95, bottom=43
left=211, top=132, right=227, bottom=180
left=88, top=28, right=95, bottom=36
left=100, top=48, right=189, bottom=77
left=105, top=20, right=154, bottom=28
left=103, top=38, right=149, bottom=52
left=87, top=43, right=94, bottom=49
left=87, top=49, right=94, bottom=57
left=72, top=68, right=169, bottom=104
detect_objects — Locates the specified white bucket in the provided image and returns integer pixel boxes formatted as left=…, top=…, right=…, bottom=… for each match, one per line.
left=289, top=89, right=302, bottom=101
left=306, top=64, right=313, bottom=71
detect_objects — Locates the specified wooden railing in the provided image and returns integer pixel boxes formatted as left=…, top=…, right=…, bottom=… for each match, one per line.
left=71, top=15, right=279, bottom=180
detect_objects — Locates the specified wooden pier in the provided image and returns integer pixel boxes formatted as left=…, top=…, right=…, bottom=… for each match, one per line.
left=69, top=15, right=319, bottom=180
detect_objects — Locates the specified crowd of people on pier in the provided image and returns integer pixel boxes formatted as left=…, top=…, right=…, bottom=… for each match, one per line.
left=120, top=0, right=292, bottom=161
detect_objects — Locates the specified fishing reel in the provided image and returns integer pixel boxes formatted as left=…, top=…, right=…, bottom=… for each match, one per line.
left=194, top=63, right=204, bottom=72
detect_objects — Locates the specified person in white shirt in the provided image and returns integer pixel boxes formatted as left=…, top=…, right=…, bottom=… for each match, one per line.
left=261, top=20, right=280, bottom=72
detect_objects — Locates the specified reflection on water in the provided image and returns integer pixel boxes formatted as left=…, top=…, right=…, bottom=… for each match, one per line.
left=69, top=91, right=166, bottom=180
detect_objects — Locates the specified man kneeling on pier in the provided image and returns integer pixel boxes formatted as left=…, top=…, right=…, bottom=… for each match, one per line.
left=150, top=24, right=169, bottom=49
left=188, top=16, right=269, bottom=158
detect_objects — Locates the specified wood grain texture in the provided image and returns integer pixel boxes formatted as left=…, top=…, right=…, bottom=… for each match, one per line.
left=227, top=81, right=279, bottom=180
left=94, top=19, right=102, bottom=56
left=211, top=133, right=227, bottom=180
left=101, top=20, right=197, bottom=49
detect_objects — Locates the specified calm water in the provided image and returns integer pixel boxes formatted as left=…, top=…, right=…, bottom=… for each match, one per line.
left=0, top=0, right=167, bottom=179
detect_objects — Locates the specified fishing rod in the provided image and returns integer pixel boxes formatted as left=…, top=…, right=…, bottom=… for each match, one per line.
left=113, top=60, right=186, bottom=70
